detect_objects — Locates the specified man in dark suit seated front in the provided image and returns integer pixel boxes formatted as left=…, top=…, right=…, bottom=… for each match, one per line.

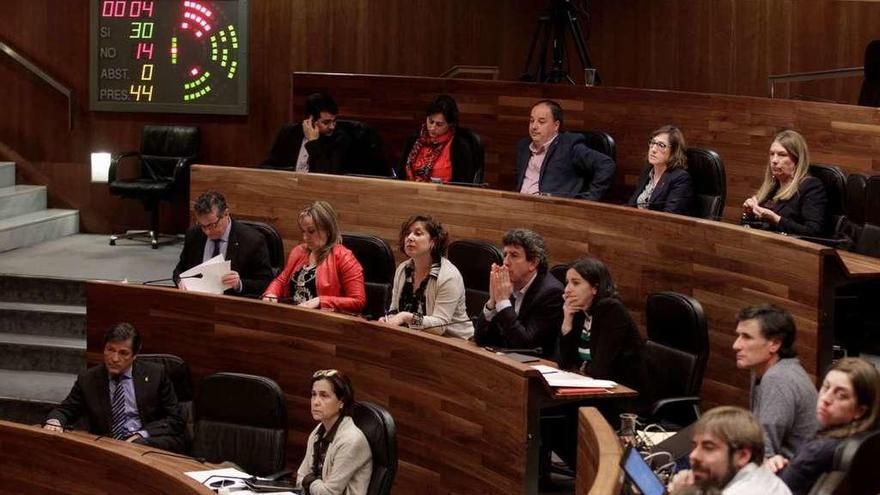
left=260, top=92, right=353, bottom=174
left=515, top=99, right=615, bottom=200
left=173, top=191, right=273, bottom=297
left=44, top=322, right=185, bottom=453
left=474, top=228, right=564, bottom=358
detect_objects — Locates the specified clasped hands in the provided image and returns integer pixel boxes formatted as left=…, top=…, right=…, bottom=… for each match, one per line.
left=743, top=196, right=781, bottom=225
left=486, top=263, right=514, bottom=309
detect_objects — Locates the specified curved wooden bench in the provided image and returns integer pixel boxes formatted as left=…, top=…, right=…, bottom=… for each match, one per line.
left=576, top=407, right=623, bottom=495
left=86, top=281, right=544, bottom=495
left=0, top=420, right=209, bottom=494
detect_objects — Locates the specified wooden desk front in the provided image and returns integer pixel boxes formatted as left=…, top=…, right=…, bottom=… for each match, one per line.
left=87, top=282, right=590, bottom=495
left=291, top=71, right=880, bottom=221
left=189, top=165, right=865, bottom=409
left=0, top=420, right=210, bottom=494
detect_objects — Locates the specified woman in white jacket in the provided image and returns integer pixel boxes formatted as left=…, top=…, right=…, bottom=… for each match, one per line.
left=382, top=214, right=474, bottom=340
left=296, top=369, right=372, bottom=495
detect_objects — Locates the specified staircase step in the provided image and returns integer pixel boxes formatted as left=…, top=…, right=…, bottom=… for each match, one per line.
left=0, top=163, right=14, bottom=189
left=0, top=275, right=85, bottom=305
left=0, top=302, right=85, bottom=339
left=0, top=209, right=79, bottom=253
left=0, top=185, right=46, bottom=220
left=0, top=333, right=85, bottom=374
left=0, top=369, right=76, bottom=425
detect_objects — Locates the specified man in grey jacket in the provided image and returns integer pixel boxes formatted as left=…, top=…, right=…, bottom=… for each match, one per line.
left=732, top=304, right=818, bottom=459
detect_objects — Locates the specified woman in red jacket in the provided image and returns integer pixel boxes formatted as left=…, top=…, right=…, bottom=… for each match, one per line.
left=262, top=201, right=366, bottom=313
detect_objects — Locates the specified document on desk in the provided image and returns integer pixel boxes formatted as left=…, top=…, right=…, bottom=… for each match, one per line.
left=532, top=364, right=617, bottom=388
left=184, top=467, right=250, bottom=489
left=179, top=255, right=231, bottom=294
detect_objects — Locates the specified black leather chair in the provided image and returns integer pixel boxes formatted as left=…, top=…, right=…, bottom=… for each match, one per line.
left=342, top=233, right=396, bottom=319
left=642, top=292, right=709, bottom=427
left=337, top=119, right=390, bottom=176
left=137, top=353, right=194, bottom=441
left=350, top=401, right=398, bottom=495
left=456, top=127, right=486, bottom=184
left=238, top=220, right=285, bottom=276
left=809, top=430, right=880, bottom=495
left=858, top=40, right=880, bottom=107
left=109, top=125, right=200, bottom=248
left=576, top=130, right=617, bottom=162
left=809, top=164, right=848, bottom=237
left=686, top=148, right=726, bottom=221
left=191, top=372, right=287, bottom=477
left=549, top=262, right=572, bottom=286
left=447, top=239, right=503, bottom=317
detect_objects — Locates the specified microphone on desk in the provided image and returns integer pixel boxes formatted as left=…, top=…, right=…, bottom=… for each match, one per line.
left=483, top=346, right=544, bottom=356
left=141, top=449, right=207, bottom=463
left=412, top=315, right=481, bottom=331
left=141, top=273, right=204, bottom=286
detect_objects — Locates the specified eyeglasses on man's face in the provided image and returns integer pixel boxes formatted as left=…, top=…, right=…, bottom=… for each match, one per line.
left=197, top=210, right=228, bottom=231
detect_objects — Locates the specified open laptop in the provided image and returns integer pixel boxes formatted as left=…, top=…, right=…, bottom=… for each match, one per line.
left=621, top=445, right=667, bottom=495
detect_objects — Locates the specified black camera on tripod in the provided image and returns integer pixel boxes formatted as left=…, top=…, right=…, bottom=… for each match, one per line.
left=520, top=0, right=599, bottom=85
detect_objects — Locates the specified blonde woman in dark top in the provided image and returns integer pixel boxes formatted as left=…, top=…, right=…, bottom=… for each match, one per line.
left=742, top=130, right=827, bottom=236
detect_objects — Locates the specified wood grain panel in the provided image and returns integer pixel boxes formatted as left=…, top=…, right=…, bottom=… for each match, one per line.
left=587, top=0, right=880, bottom=102
left=576, top=407, right=623, bottom=495
left=86, top=282, right=539, bottom=495
left=0, top=421, right=209, bottom=494
left=292, top=72, right=880, bottom=222
left=190, top=165, right=848, bottom=409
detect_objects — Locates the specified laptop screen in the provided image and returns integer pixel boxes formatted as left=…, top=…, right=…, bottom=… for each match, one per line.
left=621, top=446, right=667, bottom=495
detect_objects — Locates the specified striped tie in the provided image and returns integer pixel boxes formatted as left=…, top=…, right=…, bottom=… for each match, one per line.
left=110, top=376, right=128, bottom=439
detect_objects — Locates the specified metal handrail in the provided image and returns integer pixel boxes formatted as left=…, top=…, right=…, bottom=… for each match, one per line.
left=768, top=67, right=863, bottom=99
left=0, top=40, right=74, bottom=129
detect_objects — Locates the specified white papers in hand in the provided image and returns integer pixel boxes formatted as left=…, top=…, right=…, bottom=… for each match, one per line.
left=179, top=255, right=232, bottom=294
left=531, top=364, right=617, bottom=388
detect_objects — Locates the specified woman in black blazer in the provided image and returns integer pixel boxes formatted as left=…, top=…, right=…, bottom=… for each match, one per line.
left=627, top=125, right=693, bottom=215
left=396, top=95, right=481, bottom=184
left=548, top=257, right=647, bottom=473
left=742, top=130, right=828, bottom=237
left=557, top=258, right=645, bottom=390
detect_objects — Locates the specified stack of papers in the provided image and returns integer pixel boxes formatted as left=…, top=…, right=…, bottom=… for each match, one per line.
left=179, top=255, right=232, bottom=294
left=531, top=364, right=617, bottom=388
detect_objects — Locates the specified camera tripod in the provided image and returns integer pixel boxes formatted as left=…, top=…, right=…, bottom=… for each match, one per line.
left=520, top=0, right=598, bottom=85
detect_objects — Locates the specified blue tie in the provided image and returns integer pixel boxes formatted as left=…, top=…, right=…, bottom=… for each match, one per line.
left=212, top=239, right=222, bottom=258
left=110, top=376, right=128, bottom=439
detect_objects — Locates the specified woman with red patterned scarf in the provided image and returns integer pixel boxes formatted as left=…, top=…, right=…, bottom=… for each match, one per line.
left=397, top=95, right=482, bottom=184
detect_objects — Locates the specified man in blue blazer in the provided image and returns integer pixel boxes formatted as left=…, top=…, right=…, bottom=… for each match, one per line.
left=515, top=100, right=615, bottom=200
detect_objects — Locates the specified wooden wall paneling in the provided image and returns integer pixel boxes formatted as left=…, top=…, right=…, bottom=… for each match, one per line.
left=86, top=282, right=538, bottom=495
left=586, top=0, right=880, bottom=102
left=0, top=421, right=209, bottom=494
left=291, top=72, right=880, bottom=223
left=189, top=165, right=851, bottom=409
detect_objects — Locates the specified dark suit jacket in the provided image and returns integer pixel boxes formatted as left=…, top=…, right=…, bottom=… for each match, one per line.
left=396, top=129, right=482, bottom=183
left=557, top=297, right=646, bottom=393
left=757, top=176, right=828, bottom=237
left=259, top=123, right=353, bottom=174
left=627, top=166, right=694, bottom=215
left=515, top=131, right=615, bottom=200
left=173, top=219, right=273, bottom=296
left=46, top=360, right=185, bottom=453
left=474, top=270, right=564, bottom=358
